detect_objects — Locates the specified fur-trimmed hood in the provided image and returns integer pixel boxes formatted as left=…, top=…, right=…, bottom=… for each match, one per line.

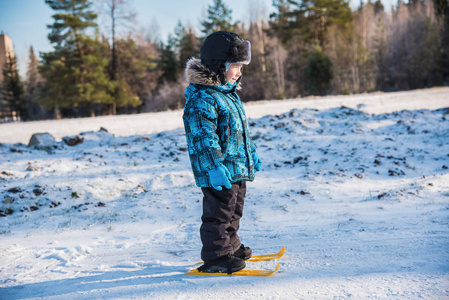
left=185, top=57, right=242, bottom=90
left=185, top=57, right=222, bottom=86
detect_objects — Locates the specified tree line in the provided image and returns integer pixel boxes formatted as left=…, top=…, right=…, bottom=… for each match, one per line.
left=1, top=0, right=448, bottom=121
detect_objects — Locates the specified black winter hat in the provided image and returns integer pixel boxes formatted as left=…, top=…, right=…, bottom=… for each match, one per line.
left=201, top=31, right=251, bottom=65
left=200, top=31, right=251, bottom=85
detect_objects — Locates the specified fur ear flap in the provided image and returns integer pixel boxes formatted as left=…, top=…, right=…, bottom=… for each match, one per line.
left=229, top=40, right=251, bottom=65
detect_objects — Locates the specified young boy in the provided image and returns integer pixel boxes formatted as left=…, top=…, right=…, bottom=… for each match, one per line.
left=183, top=31, right=262, bottom=273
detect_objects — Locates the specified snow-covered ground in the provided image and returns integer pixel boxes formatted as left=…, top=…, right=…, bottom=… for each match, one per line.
left=0, top=87, right=448, bottom=299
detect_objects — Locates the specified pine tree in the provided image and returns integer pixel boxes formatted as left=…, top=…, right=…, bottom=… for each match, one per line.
left=374, top=0, right=385, bottom=14
left=271, top=0, right=353, bottom=48
left=46, top=0, right=97, bottom=51
left=372, top=13, right=389, bottom=90
left=269, top=0, right=295, bottom=45
left=305, top=46, right=333, bottom=95
left=1, top=52, right=24, bottom=121
left=165, top=21, right=200, bottom=71
left=172, top=21, right=186, bottom=68
left=25, top=46, right=40, bottom=95
left=175, top=22, right=200, bottom=70
left=201, top=0, right=238, bottom=38
left=159, top=35, right=180, bottom=83
left=39, top=0, right=113, bottom=118
left=24, top=46, right=47, bottom=120
left=180, top=28, right=200, bottom=69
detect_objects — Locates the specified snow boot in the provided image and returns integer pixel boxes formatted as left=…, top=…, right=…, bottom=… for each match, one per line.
left=234, top=244, right=252, bottom=260
left=198, top=254, right=246, bottom=274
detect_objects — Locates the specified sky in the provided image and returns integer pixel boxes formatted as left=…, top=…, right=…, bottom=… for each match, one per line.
left=0, top=0, right=395, bottom=77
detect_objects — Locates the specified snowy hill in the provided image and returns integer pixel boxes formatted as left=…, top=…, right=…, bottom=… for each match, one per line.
left=1, top=88, right=448, bottom=299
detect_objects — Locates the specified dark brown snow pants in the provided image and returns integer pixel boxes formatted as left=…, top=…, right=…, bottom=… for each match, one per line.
left=200, top=181, right=246, bottom=261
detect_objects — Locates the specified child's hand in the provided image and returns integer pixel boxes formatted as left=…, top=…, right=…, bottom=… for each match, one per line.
left=253, top=152, right=262, bottom=172
left=207, top=165, right=232, bottom=191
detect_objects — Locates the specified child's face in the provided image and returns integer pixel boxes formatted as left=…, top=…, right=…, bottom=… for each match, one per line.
left=226, top=63, right=243, bottom=84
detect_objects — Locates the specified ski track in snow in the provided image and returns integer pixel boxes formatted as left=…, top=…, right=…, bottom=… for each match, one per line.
left=0, top=87, right=448, bottom=299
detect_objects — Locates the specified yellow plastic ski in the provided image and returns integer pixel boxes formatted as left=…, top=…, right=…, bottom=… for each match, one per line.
left=185, top=263, right=280, bottom=277
left=247, top=246, right=285, bottom=262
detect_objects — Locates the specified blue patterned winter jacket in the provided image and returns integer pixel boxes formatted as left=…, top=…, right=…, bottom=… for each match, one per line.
left=183, top=58, right=257, bottom=187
